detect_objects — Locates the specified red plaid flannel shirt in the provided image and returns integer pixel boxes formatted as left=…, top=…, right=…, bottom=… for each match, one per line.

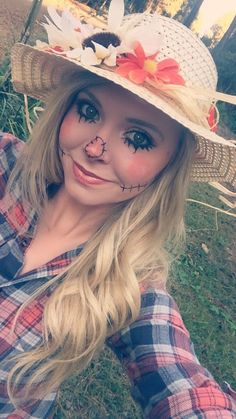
left=0, top=132, right=235, bottom=418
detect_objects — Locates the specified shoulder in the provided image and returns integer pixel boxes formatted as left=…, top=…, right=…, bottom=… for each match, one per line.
left=141, top=287, right=189, bottom=328
left=136, top=287, right=189, bottom=334
left=107, top=287, right=190, bottom=350
left=0, top=131, right=25, bottom=156
left=0, top=132, right=25, bottom=198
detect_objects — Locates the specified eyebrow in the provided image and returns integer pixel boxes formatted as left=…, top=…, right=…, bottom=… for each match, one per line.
left=79, top=90, right=165, bottom=141
left=78, top=90, right=102, bottom=109
left=126, top=118, right=164, bottom=141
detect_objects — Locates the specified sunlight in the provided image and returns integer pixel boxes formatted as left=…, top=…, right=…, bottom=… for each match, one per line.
left=42, top=0, right=236, bottom=34
left=197, top=0, right=235, bottom=34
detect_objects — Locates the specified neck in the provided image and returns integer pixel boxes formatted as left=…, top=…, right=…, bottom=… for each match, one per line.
left=40, top=185, right=113, bottom=241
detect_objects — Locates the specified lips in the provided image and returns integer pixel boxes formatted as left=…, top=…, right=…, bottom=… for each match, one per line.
left=73, top=161, right=111, bottom=181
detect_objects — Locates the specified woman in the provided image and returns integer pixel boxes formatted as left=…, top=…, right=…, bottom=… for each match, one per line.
left=0, top=1, right=236, bottom=417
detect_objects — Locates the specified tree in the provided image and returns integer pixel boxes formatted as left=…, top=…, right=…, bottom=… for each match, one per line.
left=75, top=0, right=163, bottom=14
left=207, top=24, right=223, bottom=49
left=182, top=0, right=204, bottom=28
left=213, top=33, right=236, bottom=134
left=74, top=0, right=106, bottom=11
left=124, top=0, right=149, bottom=13
left=20, top=0, right=43, bottom=44
left=175, top=0, right=203, bottom=28
left=214, top=15, right=236, bottom=53
left=156, top=0, right=184, bottom=17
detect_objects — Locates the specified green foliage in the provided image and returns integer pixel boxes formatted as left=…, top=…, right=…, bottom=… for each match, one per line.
left=214, top=36, right=236, bottom=92
left=170, top=183, right=236, bottom=388
left=53, top=347, right=143, bottom=418
left=201, top=32, right=236, bottom=135
left=0, top=78, right=39, bottom=140
left=174, top=0, right=199, bottom=23
left=213, top=35, right=236, bottom=134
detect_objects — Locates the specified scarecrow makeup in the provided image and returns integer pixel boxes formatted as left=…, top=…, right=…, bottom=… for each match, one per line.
left=58, top=82, right=182, bottom=207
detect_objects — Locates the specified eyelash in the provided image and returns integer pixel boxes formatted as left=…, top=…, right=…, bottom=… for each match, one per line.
left=122, top=131, right=155, bottom=152
left=76, top=99, right=156, bottom=152
left=76, top=100, right=99, bottom=123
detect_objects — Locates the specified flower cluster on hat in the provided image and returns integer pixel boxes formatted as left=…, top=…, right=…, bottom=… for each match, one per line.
left=115, top=42, right=185, bottom=86
left=36, top=0, right=164, bottom=67
left=36, top=7, right=92, bottom=50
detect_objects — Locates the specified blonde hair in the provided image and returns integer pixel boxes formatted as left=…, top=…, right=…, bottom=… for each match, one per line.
left=5, top=70, right=198, bottom=405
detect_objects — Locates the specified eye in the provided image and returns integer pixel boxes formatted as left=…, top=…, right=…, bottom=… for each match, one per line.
left=123, top=130, right=155, bottom=153
left=76, top=100, right=99, bottom=123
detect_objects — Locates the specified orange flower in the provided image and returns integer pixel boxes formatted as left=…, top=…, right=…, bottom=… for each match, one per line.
left=116, top=42, right=185, bottom=86
left=46, top=45, right=65, bottom=54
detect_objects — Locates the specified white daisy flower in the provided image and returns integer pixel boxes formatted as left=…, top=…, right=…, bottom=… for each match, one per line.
left=80, top=42, right=117, bottom=66
left=42, top=7, right=94, bottom=51
left=36, top=0, right=164, bottom=67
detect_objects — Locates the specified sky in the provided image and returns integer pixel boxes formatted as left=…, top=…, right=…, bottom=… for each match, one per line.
left=197, top=0, right=235, bottom=34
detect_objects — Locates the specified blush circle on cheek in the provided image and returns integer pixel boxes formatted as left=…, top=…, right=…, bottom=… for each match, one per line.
left=124, top=156, right=158, bottom=184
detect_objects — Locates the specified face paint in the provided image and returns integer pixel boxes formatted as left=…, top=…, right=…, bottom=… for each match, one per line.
left=120, top=183, right=147, bottom=192
left=59, top=146, right=66, bottom=157
left=58, top=83, right=181, bottom=208
left=118, top=154, right=157, bottom=192
left=84, top=136, right=107, bottom=159
left=125, top=156, right=158, bottom=180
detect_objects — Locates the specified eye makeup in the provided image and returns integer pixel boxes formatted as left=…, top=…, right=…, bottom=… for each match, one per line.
left=126, top=117, right=165, bottom=142
left=76, top=99, right=100, bottom=123
left=75, top=90, right=162, bottom=153
left=122, top=130, right=156, bottom=153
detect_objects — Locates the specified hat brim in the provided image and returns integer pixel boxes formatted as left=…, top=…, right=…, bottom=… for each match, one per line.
left=11, top=43, right=236, bottom=187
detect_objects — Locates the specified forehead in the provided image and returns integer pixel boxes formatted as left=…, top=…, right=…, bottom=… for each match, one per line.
left=79, top=82, right=181, bottom=135
left=82, top=82, right=155, bottom=113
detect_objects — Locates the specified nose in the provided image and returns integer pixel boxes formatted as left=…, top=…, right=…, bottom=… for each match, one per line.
left=84, top=137, right=106, bottom=158
left=84, top=136, right=110, bottom=163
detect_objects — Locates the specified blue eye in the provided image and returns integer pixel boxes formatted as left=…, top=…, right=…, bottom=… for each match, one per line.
left=76, top=100, right=99, bottom=123
left=123, top=130, right=155, bottom=152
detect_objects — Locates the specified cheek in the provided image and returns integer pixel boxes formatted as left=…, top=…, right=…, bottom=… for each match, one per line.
left=126, top=157, right=153, bottom=179
left=123, top=149, right=173, bottom=183
left=59, top=112, right=93, bottom=148
left=59, top=113, right=79, bottom=150
left=60, top=113, right=74, bottom=139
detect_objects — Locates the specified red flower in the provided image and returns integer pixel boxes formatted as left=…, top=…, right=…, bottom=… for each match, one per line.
left=46, top=45, right=66, bottom=55
left=115, top=42, right=185, bottom=86
left=207, top=105, right=218, bottom=132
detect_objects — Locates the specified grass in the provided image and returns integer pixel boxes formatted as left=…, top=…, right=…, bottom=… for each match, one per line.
left=171, top=184, right=236, bottom=386
left=0, top=77, right=235, bottom=418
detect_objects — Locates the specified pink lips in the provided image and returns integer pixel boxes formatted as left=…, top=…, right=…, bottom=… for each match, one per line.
left=72, top=161, right=112, bottom=185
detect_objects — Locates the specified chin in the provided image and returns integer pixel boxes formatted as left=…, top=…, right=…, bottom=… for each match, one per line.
left=66, top=181, right=139, bottom=210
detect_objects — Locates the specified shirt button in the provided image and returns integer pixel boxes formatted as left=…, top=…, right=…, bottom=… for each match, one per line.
left=20, top=237, right=29, bottom=248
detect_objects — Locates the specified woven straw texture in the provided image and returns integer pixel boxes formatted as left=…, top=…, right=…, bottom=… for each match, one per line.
left=10, top=14, right=236, bottom=187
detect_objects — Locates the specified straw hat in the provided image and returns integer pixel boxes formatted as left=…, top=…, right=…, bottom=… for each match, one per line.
left=11, top=0, right=236, bottom=191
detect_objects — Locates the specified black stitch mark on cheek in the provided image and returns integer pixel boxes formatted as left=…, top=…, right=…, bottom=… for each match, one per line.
left=59, top=146, right=66, bottom=157
left=120, top=183, right=147, bottom=192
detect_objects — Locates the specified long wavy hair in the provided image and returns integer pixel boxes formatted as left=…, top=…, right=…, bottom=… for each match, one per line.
left=5, top=70, right=200, bottom=405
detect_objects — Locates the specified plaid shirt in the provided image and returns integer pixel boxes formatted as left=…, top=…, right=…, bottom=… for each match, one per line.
left=0, top=132, right=235, bottom=418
